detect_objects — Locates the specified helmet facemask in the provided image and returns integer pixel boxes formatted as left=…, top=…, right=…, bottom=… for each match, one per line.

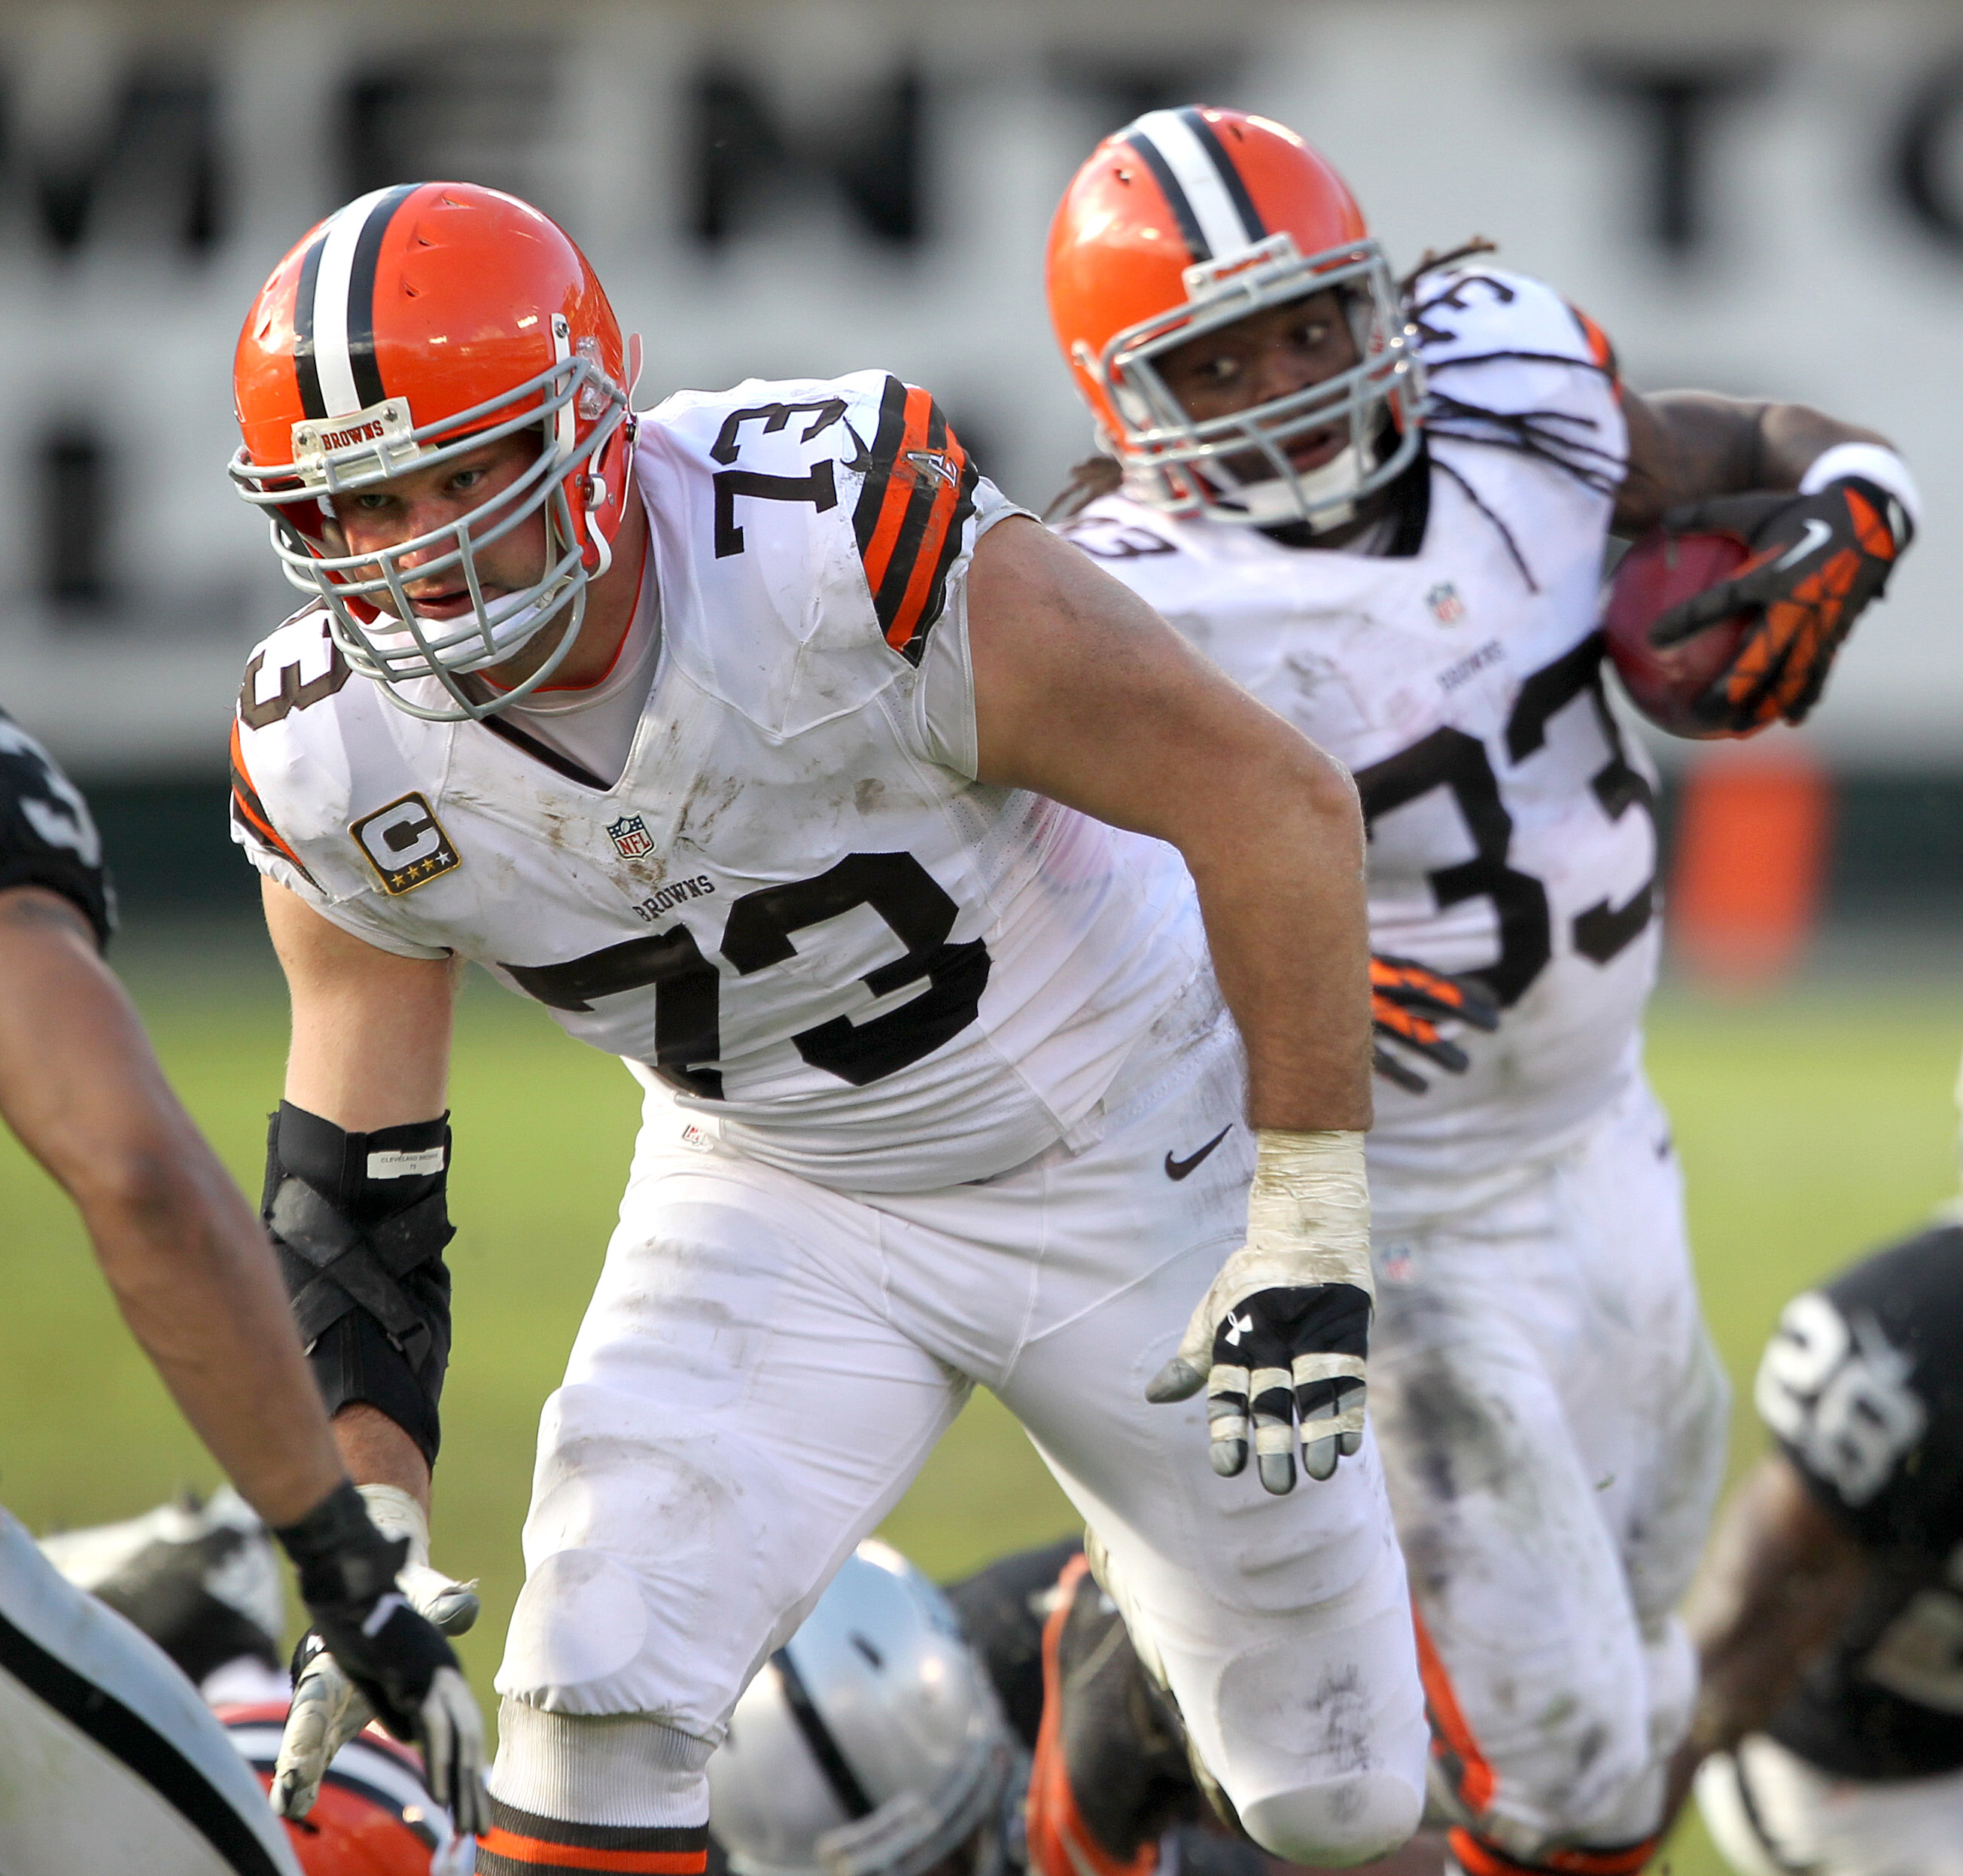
left=230, top=315, right=632, bottom=723
left=811, top=1734, right=1017, bottom=1876
left=1088, top=233, right=1426, bottom=532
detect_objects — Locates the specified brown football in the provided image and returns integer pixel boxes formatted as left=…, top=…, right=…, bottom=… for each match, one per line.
left=1602, top=530, right=1752, bottom=739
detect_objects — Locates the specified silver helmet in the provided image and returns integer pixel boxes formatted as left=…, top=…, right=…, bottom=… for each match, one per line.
left=710, top=1542, right=1019, bottom=1876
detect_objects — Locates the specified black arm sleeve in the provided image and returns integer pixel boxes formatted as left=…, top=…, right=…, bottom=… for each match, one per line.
left=0, top=707, right=114, bottom=948
left=263, top=1100, right=455, bottom=1466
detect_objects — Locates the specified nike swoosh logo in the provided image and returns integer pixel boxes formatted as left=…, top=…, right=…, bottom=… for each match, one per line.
left=1165, top=1125, right=1232, bottom=1181
left=1775, top=518, right=1833, bottom=572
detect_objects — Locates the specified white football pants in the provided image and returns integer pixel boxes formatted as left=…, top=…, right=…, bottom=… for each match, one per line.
left=1367, top=1073, right=1729, bottom=1860
left=1699, top=1734, right=1963, bottom=1876
left=0, top=1506, right=300, bottom=1875
left=493, top=1003, right=1429, bottom=1865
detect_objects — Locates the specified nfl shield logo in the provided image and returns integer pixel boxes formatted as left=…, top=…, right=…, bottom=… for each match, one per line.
left=607, top=815, right=656, bottom=860
left=1426, top=582, right=1466, bottom=626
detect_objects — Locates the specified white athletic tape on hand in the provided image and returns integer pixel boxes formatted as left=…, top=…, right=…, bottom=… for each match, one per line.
left=1243, top=1128, right=1374, bottom=1297
left=1292, top=1352, right=1368, bottom=1386
left=1167, top=1128, right=1372, bottom=1378
left=351, top=1487, right=479, bottom=1632
left=355, top=1484, right=431, bottom=1568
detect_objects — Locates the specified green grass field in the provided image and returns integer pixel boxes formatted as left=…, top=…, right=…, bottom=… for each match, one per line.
left=4, top=927, right=1960, bottom=1874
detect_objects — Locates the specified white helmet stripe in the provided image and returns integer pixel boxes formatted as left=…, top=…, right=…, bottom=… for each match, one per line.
left=308, top=186, right=406, bottom=418
left=1128, top=109, right=1261, bottom=263
left=227, top=1723, right=451, bottom=1838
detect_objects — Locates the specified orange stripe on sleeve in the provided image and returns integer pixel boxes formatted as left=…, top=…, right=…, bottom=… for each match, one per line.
left=229, top=719, right=310, bottom=877
left=1566, top=302, right=1620, bottom=390
left=882, top=455, right=966, bottom=653
left=859, top=387, right=936, bottom=602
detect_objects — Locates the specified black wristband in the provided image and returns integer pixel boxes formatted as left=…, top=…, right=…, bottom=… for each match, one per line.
left=272, top=1479, right=405, bottom=1610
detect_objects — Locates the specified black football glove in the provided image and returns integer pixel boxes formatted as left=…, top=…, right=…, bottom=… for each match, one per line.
left=1650, top=477, right=1912, bottom=732
left=1370, top=953, right=1501, bottom=1094
left=1149, top=1284, right=1373, bottom=1492
left=272, top=1482, right=489, bottom=1835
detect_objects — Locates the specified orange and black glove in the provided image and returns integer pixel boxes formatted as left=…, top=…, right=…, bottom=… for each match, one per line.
left=1651, top=477, right=1913, bottom=732
left=1370, top=953, right=1500, bottom=1095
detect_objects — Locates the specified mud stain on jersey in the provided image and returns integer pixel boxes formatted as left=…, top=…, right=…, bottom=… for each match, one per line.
left=675, top=772, right=745, bottom=847
left=1313, top=1661, right=1374, bottom=1789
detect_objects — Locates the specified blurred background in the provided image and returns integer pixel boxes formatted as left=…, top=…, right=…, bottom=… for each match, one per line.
left=2, top=0, right=1959, bottom=941
left=2, top=4, right=1961, bottom=1872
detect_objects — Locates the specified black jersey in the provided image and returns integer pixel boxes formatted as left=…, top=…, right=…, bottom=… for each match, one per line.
left=0, top=709, right=114, bottom=947
left=946, top=1540, right=1264, bottom=1876
left=1756, top=1223, right=1963, bottom=1779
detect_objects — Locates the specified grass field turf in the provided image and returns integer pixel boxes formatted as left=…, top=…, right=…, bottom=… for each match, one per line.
left=3, top=930, right=1959, bottom=1874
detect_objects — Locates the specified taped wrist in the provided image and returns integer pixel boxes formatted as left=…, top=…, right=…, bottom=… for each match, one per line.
left=1243, top=1128, right=1374, bottom=1302
left=265, top=1101, right=454, bottom=1466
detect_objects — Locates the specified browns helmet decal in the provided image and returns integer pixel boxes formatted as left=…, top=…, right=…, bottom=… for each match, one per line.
left=220, top=1701, right=470, bottom=1873
left=289, top=184, right=422, bottom=422
left=850, top=377, right=978, bottom=665
left=1118, top=107, right=1268, bottom=265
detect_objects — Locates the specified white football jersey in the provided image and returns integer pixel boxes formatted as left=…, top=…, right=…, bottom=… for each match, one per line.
left=1062, top=268, right=1656, bottom=1220
left=231, top=370, right=1206, bottom=1194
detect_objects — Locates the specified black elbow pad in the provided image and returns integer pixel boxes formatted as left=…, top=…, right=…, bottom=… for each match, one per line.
left=263, top=1101, right=455, bottom=1466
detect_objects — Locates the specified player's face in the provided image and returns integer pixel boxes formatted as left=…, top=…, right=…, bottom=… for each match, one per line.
left=325, top=432, right=546, bottom=621
left=1157, top=288, right=1361, bottom=477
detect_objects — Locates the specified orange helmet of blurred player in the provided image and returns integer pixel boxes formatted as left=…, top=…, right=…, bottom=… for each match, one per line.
left=230, top=181, right=638, bottom=721
left=1046, top=107, right=1423, bottom=531
left=220, top=1702, right=471, bottom=1874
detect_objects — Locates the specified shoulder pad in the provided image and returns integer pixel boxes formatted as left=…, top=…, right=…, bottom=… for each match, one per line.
left=236, top=608, right=354, bottom=735
left=841, top=374, right=981, bottom=665
left=232, top=612, right=420, bottom=901
left=1410, top=266, right=1615, bottom=381
left=0, top=708, right=113, bottom=946
left=650, top=372, right=980, bottom=667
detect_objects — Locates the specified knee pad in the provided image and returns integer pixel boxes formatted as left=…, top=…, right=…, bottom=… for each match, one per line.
left=501, top=1547, right=657, bottom=1705
left=1240, top=1774, right=1424, bottom=1868
left=492, top=1701, right=714, bottom=1828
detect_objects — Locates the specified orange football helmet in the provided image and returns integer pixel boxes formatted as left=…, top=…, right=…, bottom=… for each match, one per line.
left=221, top=1701, right=473, bottom=1873
left=230, top=181, right=636, bottom=721
left=1046, top=107, right=1423, bottom=531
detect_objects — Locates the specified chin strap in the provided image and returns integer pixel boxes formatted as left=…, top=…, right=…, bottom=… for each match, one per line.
left=1209, top=445, right=1364, bottom=531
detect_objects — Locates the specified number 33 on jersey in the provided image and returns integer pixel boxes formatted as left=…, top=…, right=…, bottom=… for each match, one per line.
left=228, top=370, right=1207, bottom=1196
left=1064, top=271, right=1660, bottom=1208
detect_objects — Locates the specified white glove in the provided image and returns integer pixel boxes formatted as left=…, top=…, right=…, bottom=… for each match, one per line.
left=272, top=1485, right=485, bottom=1829
left=1147, top=1128, right=1374, bottom=1493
